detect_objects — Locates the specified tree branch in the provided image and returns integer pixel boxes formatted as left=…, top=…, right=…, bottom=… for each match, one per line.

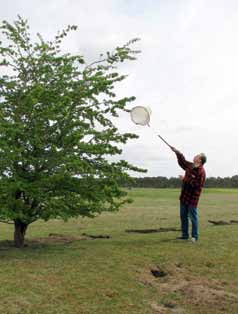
left=0, top=220, right=14, bottom=225
left=85, top=58, right=107, bottom=70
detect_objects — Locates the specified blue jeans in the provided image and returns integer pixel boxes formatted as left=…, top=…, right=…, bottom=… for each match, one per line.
left=180, top=202, right=198, bottom=239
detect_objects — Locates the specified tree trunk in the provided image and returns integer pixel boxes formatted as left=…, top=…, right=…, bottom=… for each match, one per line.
left=14, top=220, right=28, bottom=248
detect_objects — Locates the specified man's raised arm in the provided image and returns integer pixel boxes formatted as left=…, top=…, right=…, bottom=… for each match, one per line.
left=170, top=147, right=193, bottom=171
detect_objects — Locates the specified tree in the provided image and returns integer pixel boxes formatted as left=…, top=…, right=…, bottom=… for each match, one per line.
left=0, top=16, right=145, bottom=247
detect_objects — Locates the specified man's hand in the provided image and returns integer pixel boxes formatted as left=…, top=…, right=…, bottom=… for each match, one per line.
left=170, top=146, right=180, bottom=154
left=179, top=175, right=184, bottom=180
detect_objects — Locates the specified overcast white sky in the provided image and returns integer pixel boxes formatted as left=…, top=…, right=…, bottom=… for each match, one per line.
left=1, top=0, right=238, bottom=178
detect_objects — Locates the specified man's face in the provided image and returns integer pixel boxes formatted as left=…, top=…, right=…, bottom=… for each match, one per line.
left=193, top=154, right=202, bottom=165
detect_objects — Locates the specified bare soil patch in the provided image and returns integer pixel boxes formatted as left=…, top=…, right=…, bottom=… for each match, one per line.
left=139, top=263, right=238, bottom=313
left=208, top=220, right=238, bottom=226
left=126, top=227, right=180, bottom=234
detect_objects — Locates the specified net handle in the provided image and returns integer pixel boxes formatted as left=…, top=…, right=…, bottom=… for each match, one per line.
left=147, top=124, right=172, bottom=148
left=157, top=135, right=172, bottom=148
left=131, top=106, right=173, bottom=149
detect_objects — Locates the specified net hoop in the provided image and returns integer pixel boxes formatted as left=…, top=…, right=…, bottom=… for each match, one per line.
left=130, top=106, right=152, bottom=126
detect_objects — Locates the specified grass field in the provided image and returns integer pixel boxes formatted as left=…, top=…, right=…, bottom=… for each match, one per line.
left=0, top=188, right=238, bottom=314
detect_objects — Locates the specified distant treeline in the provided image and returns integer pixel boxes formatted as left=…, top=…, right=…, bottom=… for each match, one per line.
left=126, top=176, right=238, bottom=188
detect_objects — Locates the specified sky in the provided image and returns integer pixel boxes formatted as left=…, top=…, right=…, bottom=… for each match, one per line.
left=1, top=0, right=238, bottom=178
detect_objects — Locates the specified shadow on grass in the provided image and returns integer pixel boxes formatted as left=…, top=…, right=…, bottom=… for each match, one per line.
left=0, top=230, right=182, bottom=253
left=0, top=233, right=112, bottom=251
left=125, top=227, right=180, bottom=234
left=0, top=234, right=86, bottom=251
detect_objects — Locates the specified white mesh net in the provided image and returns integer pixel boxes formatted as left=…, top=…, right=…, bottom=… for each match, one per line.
left=130, top=106, right=152, bottom=126
left=130, top=106, right=172, bottom=148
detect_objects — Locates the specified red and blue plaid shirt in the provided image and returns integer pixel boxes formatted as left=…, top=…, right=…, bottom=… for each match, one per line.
left=176, top=151, right=206, bottom=207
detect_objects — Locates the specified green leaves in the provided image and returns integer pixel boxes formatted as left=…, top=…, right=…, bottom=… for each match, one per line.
left=0, top=16, right=146, bottom=226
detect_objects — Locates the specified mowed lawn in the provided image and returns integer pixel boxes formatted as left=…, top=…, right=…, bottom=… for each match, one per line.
left=0, top=189, right=238, bottom=314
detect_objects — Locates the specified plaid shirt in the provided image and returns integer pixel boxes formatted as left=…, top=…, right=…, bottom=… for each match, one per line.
left=176, top=151, right=206, bottom=207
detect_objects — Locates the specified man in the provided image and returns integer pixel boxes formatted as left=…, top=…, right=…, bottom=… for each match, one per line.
left=171, top=147, right=206, bottom=242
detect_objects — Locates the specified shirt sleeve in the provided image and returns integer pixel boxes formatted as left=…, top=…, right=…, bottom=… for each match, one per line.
left=175, top=151, right=193, bottom=171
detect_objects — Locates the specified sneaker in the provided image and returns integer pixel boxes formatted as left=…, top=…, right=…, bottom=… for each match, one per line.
left=191, top=237, right=197, bottom=243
